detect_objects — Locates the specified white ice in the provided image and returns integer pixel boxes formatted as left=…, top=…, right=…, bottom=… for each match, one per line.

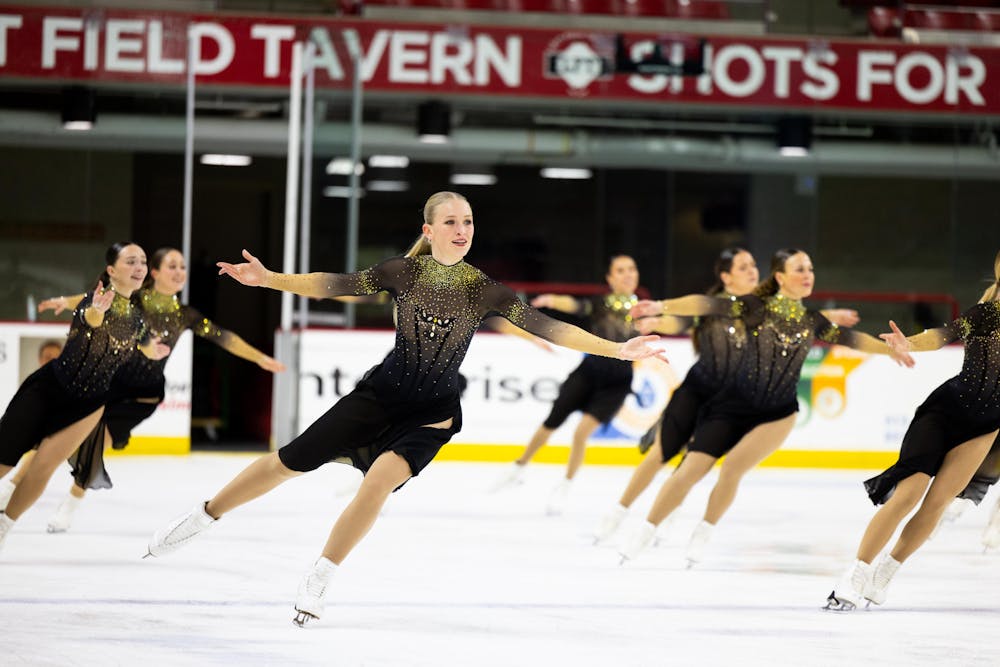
left=3, top=455, right=999, bottom=667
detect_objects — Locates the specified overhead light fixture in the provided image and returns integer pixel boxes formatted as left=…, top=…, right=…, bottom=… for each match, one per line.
left=323, top=185, right=365, bottom=198
left=451, top=165, right=497, bottom=186
left=367, top=180, right=409, bottom=192
left=451, top=173, right=497, bottom=186
left=417, top=101, right=450, bottom=144
left=326, top=158, right=364, bottom=175
left=61, top=86, right=96, bottom=131
left=541, top=167, right=592, bottom=180
left=777, top=116, right=812, bottom=157
left=200, top=154, right=252, bottom=166
left=369, top=155, right=410, bottom=168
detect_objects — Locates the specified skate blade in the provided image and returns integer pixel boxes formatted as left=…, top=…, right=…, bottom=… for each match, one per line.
left=685, top=559, right=697, bottom=570
left=142, top=550, right=154, bottom=559
left=293, top=610, right=318, bottom=627
left=822, top=592, right=857, bottom=612
left=46, top=526, right=67, bottom=534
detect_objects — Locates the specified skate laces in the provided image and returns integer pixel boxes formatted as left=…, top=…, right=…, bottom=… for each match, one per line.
left=304, top=570, right=329, bottom=599
left=163, top=504, right=213, bottom=546
left=850, top=561, right=870, bottom=592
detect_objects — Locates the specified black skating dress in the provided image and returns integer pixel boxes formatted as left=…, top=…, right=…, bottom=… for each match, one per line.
left=865, top=301, right=1000, bottom=505
left=71, top=289, right=250, bottom=489
left=0, top=291, right=147, bottom=469
left=540, top=293, right=639, bottom=429
left=682, top=293, right=858, bottom=458
left=274, top=255, right=626, bottom=481
left=640, top=295, right=748, bottom=463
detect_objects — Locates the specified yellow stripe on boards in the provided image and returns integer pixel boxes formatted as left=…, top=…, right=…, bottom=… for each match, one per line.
left=433, top=444, right=897, bottom=470
left=105, top=436, right=190, bottom=456
left=102, top=440, right=897, bottom=470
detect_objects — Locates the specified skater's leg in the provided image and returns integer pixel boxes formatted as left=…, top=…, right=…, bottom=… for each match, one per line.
left=703, top=414, right=795, bottom=524
left=890, top=431, right=996, bottom=563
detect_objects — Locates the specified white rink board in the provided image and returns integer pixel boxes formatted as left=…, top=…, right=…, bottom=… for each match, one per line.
left=295, top=329, right=964, bottom=451
left=0, top=321, right=192, bottom=445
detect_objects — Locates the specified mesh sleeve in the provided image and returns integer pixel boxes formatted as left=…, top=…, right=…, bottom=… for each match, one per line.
left=184, top=306, right=237, bottom=349
left=266, top=256, right=414, bottom=300
left=483, top=281, right=620, bottom=356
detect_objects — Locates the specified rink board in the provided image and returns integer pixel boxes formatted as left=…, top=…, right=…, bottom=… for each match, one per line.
left=0, top=321, right=192, bottom=454
left=294, top=329, right=964, bottom=469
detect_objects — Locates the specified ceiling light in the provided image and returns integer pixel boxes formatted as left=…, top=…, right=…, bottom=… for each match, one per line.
left=326, top=158, right=364, bottom=175
left=417, top=101, right=450, bottom=144
left=322, top=186, right=365, bottom=198
left=541, top=167, right=592, bottom=179
left=776, top=116, right=812, bottom=157
left=200, top=154, right=252, bottom=166
left=451, top=173, right=498, bottom=186
left=369, top=155, right=410, bottom=168
left=451, top=165, right=497, bottom=186
left=61, top=86, right=95, bottom=131
left=367, top=180, right=409, bottom=192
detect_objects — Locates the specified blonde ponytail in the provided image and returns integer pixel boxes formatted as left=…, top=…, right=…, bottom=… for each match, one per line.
left=980, top=250, right=1000, bottom=303
left=404, top=234, right=432, bottom=258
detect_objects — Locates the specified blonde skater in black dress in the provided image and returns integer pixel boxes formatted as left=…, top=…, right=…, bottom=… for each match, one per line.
left=145, top=192, right=667, bottom=626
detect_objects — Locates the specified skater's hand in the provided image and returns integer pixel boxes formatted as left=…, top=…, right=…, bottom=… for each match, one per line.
left=258, top=355, right=287, bottom=372
left=91, top=281, right=115, bottom=313
left=217, top=249, right=269, bottom=288
left=530, top=294, right=556, bottom=309
left=879, top=320, right=915, bottom=368
left=824, top=308, right=860, bottom=328
left=38, top=296, right=69, bottom=314
left=618, top=335, right=669, bottom=363
left=141, top=337, right=172, bottom=360
left=630, top=300, right=663, bottom=319
left=635, top=317, right=661, bottom=335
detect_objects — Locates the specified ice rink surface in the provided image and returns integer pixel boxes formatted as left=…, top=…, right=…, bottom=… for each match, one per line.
left=3, top=454, right=999, bottom=667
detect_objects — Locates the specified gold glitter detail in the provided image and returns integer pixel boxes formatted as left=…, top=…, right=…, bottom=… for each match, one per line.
left=604, top=293, right=639, bottom=324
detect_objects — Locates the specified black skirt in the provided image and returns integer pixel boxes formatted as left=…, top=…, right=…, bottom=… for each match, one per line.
left=687, top=386, right=797, bottom=459
left=654, top=372, right=720, bottom=463
left=542, top=358, right=633, bottom=429
left=0, top=364, right=106, bottom=467
left=864, top=384, right=1000, bottom=505
left=278, top=378, right=461, bottom=486
left=66, top=376, right=165, bottom=490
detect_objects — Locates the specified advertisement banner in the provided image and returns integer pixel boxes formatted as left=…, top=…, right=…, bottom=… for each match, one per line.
left=0, top=4, right=997, bottom=114
left=295, top=329, right=964, bottom=468
left=0, top=321, right=192, bottom=454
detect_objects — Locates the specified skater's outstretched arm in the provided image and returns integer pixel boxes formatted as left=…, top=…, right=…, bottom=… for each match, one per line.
left=880, top=318, right=961, bottom=353
left=632, top=294, right=737, bottom=319
left=186, top=308, right=285, bottom=372
left=38, top=293, right=85, bottom=315
left=484, top=282, right=667, bottom=363
left=529, top=293, right=582, bottom=314
left=635, top=315, right=692, bottom=336
left=217, top=249, right=410, bottom=301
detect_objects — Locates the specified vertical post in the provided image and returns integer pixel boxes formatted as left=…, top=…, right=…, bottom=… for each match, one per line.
left=281, top=41, right=303, bottom=332
left=181, top=25, right=197, bottom=303
left=344, top=30, right=363, bottom=328
left=297, top=41, right=316, bottom=329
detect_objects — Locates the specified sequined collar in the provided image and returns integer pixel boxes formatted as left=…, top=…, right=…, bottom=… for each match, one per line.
left=107, top=290, right=135, bottom=317
left=141, top=288, right=182, bottom=313
left=766, top=293, right=806, bottom=322
left=605, top=293, right=638, bottom=323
